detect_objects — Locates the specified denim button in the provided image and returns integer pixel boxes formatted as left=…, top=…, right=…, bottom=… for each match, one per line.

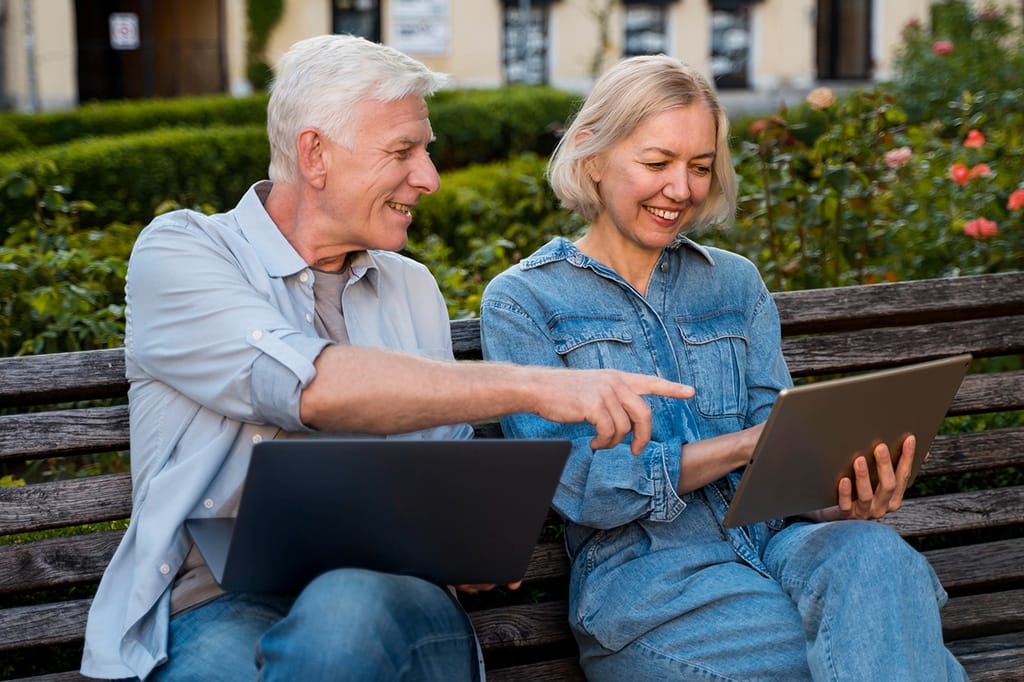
left=660, top=261, right=669, bottom=272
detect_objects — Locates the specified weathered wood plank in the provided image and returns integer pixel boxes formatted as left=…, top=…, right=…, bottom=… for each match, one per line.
left=486, top=657, right=585, bottom=682
left=0, top=348, right=126, bottom=408
left=947, top=632, right=1024, bottom=681
left=921, top=428, right=1024, bottom=478
left=0, top=405, right=130, bottom=461
left=942, top=588, right=1024, bottom=641
left=782, top=316, right=1024, bottom=376
left=882, top=486, right=1024, bottom=538
left=0, top=530, right=124, bottom=594
left=471, top=600, right=571, bottom=651
left=0, top=473, right=132, bottom=535
left=924, top=538, right=1024, bottom=593
left=772, top=271, right=1024, bottom=334
left=0, top=598, right=91, bottom=651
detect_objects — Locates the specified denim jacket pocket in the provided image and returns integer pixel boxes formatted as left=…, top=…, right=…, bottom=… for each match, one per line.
left=675, top=310, right=749, bottom=418
left=549, top=313, right=639, bottom=371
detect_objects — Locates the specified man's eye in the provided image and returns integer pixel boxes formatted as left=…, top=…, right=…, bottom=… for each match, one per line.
left=395, top=148, right=413, bottom=159
left=645, top=162, right=667, bottom=170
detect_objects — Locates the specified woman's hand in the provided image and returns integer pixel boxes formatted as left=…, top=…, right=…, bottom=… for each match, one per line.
left=811, top=434, right=919, bottom=522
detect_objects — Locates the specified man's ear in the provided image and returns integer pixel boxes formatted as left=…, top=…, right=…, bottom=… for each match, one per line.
left=296, top=128, right=328, bottom=189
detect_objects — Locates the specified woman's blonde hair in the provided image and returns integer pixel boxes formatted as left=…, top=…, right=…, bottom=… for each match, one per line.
left=548, top=55, right=736, bottom=230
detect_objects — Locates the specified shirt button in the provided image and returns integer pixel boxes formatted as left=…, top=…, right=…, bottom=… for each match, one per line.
left=251, top=329, right=263, bottom=341
left=252, top=434, right=263, bottom=444
left=306, top=312, right=314, bottom=323
left=299, top=272, right=309, bottom=283
left=660, top=261, right=669, bottom=272
left=203, top=498, right=215, bottom=509
left=159, top=563, right=171, bottom=575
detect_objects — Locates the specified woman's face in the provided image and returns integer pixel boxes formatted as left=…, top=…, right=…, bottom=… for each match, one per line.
left=587, top=103, right=717, bottom=254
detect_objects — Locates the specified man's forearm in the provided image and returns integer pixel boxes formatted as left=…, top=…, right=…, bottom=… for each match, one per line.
left=300, top=344, right=538, bottom=433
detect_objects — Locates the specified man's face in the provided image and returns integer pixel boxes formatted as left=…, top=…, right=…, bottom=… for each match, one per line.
left=320, top=96, right=440, bottom=253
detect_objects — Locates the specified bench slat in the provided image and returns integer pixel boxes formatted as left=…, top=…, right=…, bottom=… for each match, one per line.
left=783, top=316, right=1024, bottom=376
left=0, top=530, right=125, bottom=594
left=486, top=658, right=585, bottom=682
left=470, top=600, right=571, bottom=651
left=947, top=632, right=1024, bottom=681
left=0, top=598, right=91, bottom=651
left=0, top=473, right=132, bottom=535
left=881, top=486, right=1024, bottom=538
left=922, top=428, right=1024, bottom=477
left=924, top=537, right=1024, bottom=593
left=0, top=405, right=130, bottom=461
left=0, top=348, right=127, bottom=408
left=942, top=588, right=1024, bottom=641
left=773, top=271, right=1024, bottom=334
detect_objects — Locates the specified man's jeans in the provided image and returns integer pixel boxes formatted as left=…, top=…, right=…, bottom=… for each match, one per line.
left=144, top=568, right=479, bottom=681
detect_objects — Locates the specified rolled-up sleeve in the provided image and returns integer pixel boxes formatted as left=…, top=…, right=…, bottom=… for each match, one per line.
left=125, top=213, right=329, bottom=428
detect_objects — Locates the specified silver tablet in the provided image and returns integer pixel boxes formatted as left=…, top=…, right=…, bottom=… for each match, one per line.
left=723, top=354, right=971, bottom=528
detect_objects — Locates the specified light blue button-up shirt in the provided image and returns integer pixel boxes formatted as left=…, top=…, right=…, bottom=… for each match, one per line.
left=81, top=181, right=472, bottom=680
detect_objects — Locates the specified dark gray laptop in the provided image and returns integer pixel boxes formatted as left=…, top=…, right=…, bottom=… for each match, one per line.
left=185, top=438, right=571, bottom=592
left=723, top=354, right=971, bottom=527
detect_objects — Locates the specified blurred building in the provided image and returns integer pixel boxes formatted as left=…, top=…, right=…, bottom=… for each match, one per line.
left=0, top=0, right=945, bottom=113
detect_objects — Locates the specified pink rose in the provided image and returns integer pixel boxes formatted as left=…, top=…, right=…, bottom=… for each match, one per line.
left=949, top=163, right=970, bottom=186
left=806, top=87, right=836, bottom=111
left=749, top=119, right=769, bottom=136
left=969, top=163, right=992, bottom=179
left=1008, top=189, right=1024, bottom=211
left=963, top=217, right=999, bottom=239
left=884, top=146, right=913, bottom=168
left=932, top=40, right=954, bottom=56
left=964, top=129, right=986, bottom=148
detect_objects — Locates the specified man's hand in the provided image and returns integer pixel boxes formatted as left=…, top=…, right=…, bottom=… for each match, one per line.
left=813, top=434, right=918, bottom=522
left=530, top=369, right=695, bottom=455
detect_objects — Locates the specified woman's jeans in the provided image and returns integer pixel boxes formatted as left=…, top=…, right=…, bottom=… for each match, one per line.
left=144, top=568, right=479, bottom=681
left=580, top=521, right=969, bottom=681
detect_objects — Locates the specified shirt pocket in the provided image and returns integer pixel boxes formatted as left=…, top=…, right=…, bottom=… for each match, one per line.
left=549, top=313, right=639, bottom=372
left=675, top=310, right=749, bottom=418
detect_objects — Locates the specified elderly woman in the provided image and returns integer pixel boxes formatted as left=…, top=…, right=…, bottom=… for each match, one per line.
left=480, top=55, right=966, bottom=681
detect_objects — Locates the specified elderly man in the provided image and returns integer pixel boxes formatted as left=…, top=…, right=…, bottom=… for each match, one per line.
left=81, top=34, right=693, bottom=681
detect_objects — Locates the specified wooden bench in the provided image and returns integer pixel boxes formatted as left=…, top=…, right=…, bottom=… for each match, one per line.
left=2, top=270, right=1023, bottom=681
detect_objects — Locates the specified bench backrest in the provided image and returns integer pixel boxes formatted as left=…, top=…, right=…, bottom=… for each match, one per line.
left=2, top=271, right=1023, bottom=681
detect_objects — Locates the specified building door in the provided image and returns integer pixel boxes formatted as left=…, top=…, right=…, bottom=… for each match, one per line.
left=75, top=0, right=225, bottom=102
left=816, top=0, right=872, bottom=80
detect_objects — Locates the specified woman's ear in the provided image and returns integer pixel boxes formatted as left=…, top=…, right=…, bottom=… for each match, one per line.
left=296, top=128, right=328, bottom=189
left=584, top=155, right=602, bottom=184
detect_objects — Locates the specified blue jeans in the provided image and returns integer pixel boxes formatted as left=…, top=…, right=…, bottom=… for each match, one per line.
left=144, top=568, right=479, bottom=681
left=580, top=521, right=968, bottom=681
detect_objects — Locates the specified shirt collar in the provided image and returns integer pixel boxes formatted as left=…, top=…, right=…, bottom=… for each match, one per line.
left=519, top=234, right=716, bottom=270
left=236, top=181, right=308, bottom=278
left=235, top=181, right=380, bottom=290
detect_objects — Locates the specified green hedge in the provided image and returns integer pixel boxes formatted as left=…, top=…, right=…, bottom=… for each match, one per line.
left=0, top=94, right=269, bottom=152
left=0, top=125, right=270, bottom=230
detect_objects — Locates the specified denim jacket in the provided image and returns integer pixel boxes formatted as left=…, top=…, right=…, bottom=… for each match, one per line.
left=480, top=236, right=792, bottom=652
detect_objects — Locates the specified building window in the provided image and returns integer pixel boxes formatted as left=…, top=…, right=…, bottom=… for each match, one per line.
left=710, top=4, right=751, bottom=89
left=624, top=6, right=668, bottom=57
left=503, top=4, right=548, bottom=84
left=334, top=0, right=380, bottom=42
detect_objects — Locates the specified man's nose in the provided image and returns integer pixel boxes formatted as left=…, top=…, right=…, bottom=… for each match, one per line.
left=411, top=153, right=441, bottom=194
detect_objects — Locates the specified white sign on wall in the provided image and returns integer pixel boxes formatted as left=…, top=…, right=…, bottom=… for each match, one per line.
left=109, top=13, right=140, bottom=51
left=390, top=0, right=449, bottom=55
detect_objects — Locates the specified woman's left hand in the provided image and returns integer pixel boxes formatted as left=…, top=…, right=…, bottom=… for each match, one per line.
left=814, top=434, right=918, bottom=522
